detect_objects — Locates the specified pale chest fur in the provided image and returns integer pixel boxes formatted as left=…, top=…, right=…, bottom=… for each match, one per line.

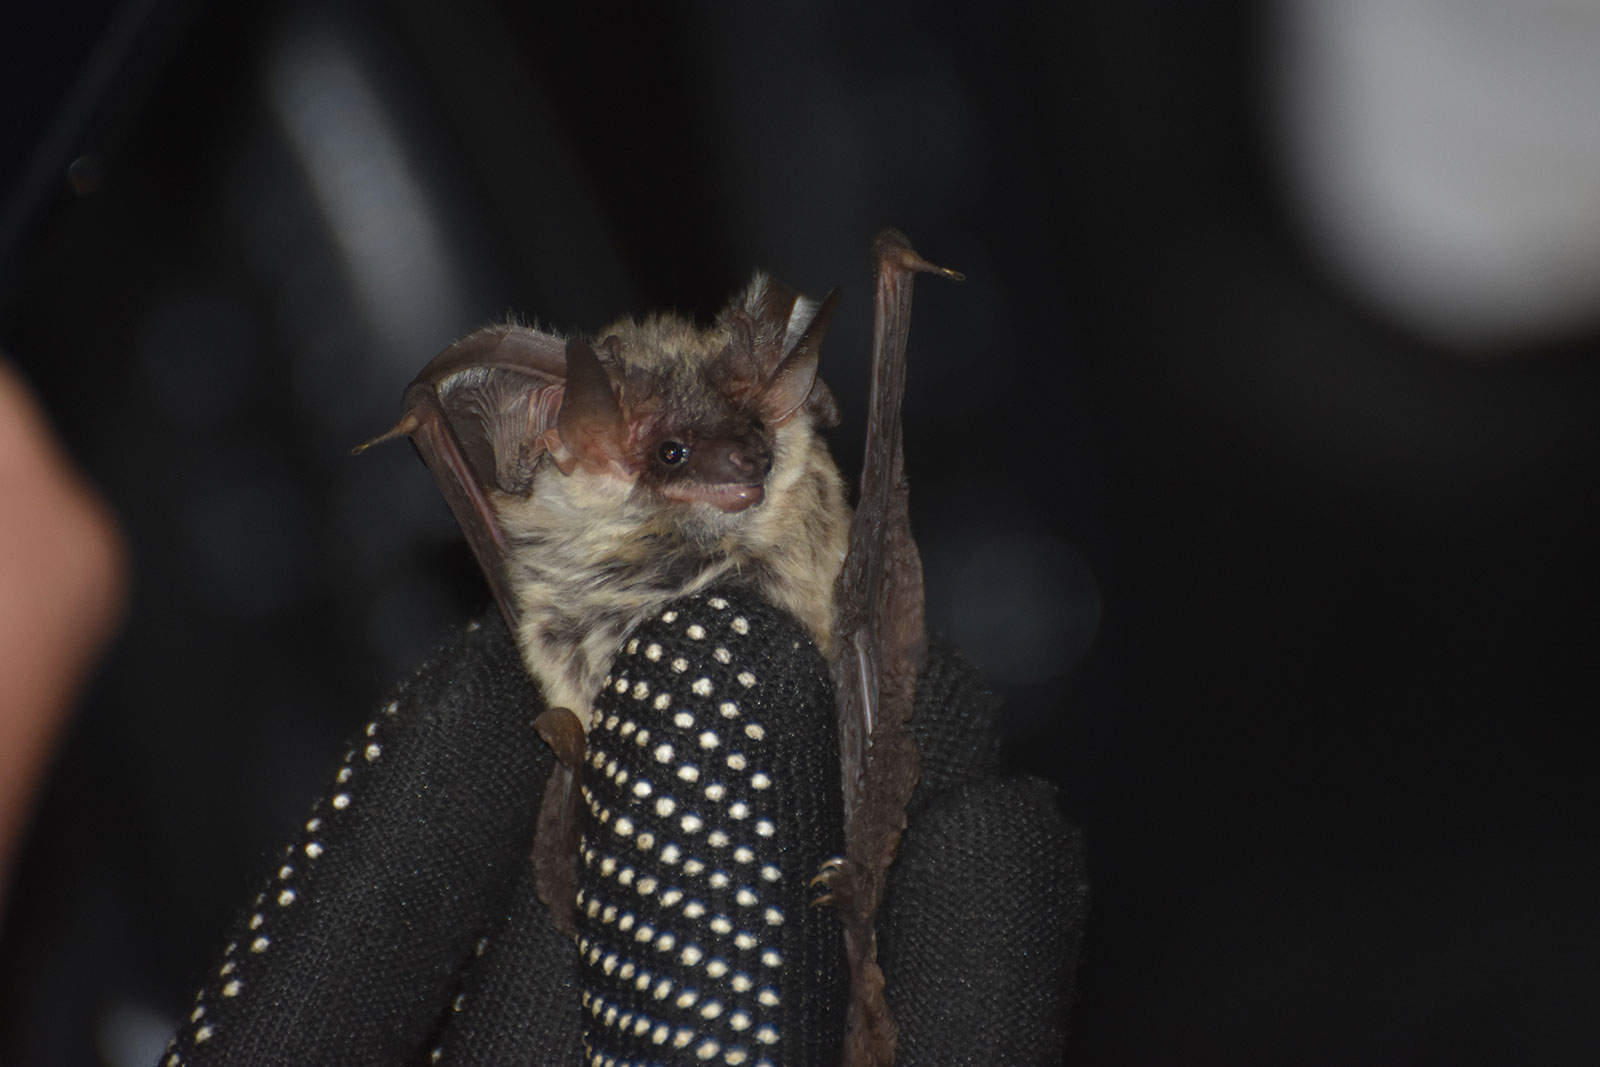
left=498, top=423, right=849, bottom=724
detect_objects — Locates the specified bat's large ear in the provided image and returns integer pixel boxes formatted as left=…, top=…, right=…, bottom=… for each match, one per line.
left=355, top=324, right=568, bottom=494
left=735, top=274, right=823, bottom=372
left=551, top=337, right=627, bottom=474
left=353, top=323, right=571, bottom=631
left=760, top=287, right=839, bottom=428
left=411, top=325, right=570, bottom=495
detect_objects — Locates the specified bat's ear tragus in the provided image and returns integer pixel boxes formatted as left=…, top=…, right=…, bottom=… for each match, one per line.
left=556, top=338, right=628, bottom=473
left=760, top=288, right=839, bottom=428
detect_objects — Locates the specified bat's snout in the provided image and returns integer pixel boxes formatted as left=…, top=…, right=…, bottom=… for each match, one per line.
left=695, top=436, right=771, bottom=513
left=724, top=443, right=773, bottom=481
left=660, top=432, right=773, bottom=514
left=692, top=430, right=772, bottom=488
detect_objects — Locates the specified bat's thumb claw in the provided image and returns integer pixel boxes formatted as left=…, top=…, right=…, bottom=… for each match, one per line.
left=871, top=228, right=966, bottom=282
left=350, top=413, right=421, bottom=455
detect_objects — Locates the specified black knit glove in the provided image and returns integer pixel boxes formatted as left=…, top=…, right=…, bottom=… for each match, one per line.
left=158, top=587, right=1086, bottom=1067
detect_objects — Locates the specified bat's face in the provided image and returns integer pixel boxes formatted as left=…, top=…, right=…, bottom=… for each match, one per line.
left=596, top=338, right=785, bottom=518
left=535, top=276, right=842, bottom=546
left=638, top=415, right=773, bottom=512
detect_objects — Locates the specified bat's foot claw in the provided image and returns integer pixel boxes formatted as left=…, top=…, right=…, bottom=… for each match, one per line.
left=809, top=855, right=847, bottom=888
left=809, top=855, right=855, bottom=909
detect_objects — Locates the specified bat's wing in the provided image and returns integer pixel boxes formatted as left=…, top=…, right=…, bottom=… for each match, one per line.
left=357, top=323, right=603, bottom=933
left=830, top=230, right=962, bottom=1067
left=356, top=324, right=569, bottom=632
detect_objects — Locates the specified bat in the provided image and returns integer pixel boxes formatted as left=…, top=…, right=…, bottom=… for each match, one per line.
left=358, top=230, right=960, bottom=1066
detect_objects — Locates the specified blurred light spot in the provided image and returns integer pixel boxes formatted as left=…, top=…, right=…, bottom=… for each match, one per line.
left=67, top=153, right=106, bottom=195
left=266, top=19, right=467, bottom=360
left=137, top=293, right=260, bottom=427
left=941, top=529, right=1101, bottom=686
left=97, top=1001, right=173, bottom=1067
left=1273, top=0, right=1600, bottom=349
left=185, top=476, right=313, bottom=616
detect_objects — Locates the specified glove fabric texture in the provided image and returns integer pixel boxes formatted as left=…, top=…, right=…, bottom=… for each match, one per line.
left=159, top=586, right=1087, bottom=1066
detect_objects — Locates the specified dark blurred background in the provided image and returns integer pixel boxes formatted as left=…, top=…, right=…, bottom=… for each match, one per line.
left=3, top=1, right=1599, bottom=1063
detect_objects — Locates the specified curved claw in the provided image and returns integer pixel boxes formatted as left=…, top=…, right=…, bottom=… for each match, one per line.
left=809, top=855, right=848, bottom=889
left=809, top=855, right=857, bottom=911
left=871, top=228, right=966, bottom=283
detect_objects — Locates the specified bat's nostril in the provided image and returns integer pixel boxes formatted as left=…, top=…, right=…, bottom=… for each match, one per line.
left=725, top=441, right=772, bottom=481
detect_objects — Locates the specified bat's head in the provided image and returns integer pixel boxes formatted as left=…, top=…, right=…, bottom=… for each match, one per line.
left=365, top=276, right=843, bottom=565
left=547, top=275, right=840, bottom=524
left=362, top=273, right=853, bottom=655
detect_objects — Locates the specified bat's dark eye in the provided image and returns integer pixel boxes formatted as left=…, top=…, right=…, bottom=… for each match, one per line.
left=657, top=440, right=689, bottom=467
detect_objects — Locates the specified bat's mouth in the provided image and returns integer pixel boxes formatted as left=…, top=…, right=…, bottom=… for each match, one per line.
left=662, top=482, right=765, bottom=513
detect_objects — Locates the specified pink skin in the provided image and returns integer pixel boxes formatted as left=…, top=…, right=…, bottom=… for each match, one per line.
left=659, top=482, right=765, bottom=513
left=0, top=361, right=126, bottom=921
